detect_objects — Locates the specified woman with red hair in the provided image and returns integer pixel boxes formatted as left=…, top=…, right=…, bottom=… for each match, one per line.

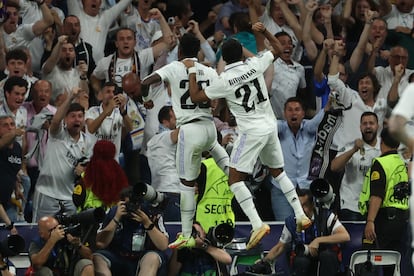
left=74, top=140, right=129, bottom=210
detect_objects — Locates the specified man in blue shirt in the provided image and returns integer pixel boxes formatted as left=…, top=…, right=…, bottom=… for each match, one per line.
left=271, top=97, right=325, bottom=220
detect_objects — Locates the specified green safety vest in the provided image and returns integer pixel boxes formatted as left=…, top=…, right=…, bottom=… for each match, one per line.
left=195, top=158, right=235, bottom=232
left=359, top=153, right=409, bottom=215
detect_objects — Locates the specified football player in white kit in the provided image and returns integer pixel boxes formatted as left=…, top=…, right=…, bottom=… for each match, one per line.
left=388, top=83, right=414, bottom=266
left=183, top=22, right=311, bottom=250
left=141, top=33, right=229, bottom=249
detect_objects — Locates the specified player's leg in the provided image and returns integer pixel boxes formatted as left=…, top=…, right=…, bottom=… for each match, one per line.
left=169, top=123, right=212, bottom=249
left=209, top=139, right=229, bottom=175
left=261, top=133, right=311, bottom=232
left=229, top=133, right=270, bottom=249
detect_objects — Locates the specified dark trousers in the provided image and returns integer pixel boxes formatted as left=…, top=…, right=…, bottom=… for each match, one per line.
left=292, top=249, right=339, bottom=276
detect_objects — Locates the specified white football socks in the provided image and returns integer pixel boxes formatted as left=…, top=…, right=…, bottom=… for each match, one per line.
left=179, top=183, right=196, bottom=237
left=230, top=181, right=262, bottom=229
left=274, top=171, right=305, bottom=219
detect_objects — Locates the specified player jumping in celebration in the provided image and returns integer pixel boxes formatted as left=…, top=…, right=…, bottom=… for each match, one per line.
left=141, top=27, right=229, bottom=249
left=388, top=83, right=414, bottom=265
left=182, top=22, right=312, bottom=250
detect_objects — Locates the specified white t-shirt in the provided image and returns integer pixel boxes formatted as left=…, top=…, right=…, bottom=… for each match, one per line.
left=260, top=7, right=303, bottom=62
left=85, top=105, right=124, bottom=161
left=392, top=83, right=414, bottom=120
left=328, top=73, right=387, bottom=151
left=147, top=130, right=180, bottom=193
left=67, top=0, right=132, bottom=62
left=270, top=57, right=306, bottom=119
left=374, top=66, right=414, bottom=101
left=142, top=83, right=171, bottom=154
left=338, top=139, right=381, bottom=213
left=119, top=6, right=161, bottom=52
left=44, top=67, right=82, bottom=101
left=35, top=127, right=91, bottom=200
left=154, top=59, right=216, bottom=127
left=2, top=24, right=35, bottom=50
left=92, top=49, right=154, bottom=86
left=205, top=51, right=276, bottom=135
left=383, top=5, right=414, bottom=30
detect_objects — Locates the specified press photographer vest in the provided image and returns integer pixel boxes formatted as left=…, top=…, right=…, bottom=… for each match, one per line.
left=359, top=154, right=409, bottom=215
left=195, top=158, right=235, bottom=232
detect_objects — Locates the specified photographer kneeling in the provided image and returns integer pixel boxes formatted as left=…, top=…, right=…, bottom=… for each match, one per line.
left=29, top=216, right=93, bottom=276
left=168, top=222, right=232, bottom=276
left=93, top=187, right=169, bottom=276
left=259, top=188, right=350, bottom=276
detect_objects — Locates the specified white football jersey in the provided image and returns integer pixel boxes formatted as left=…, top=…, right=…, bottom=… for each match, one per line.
left=205, top=51, right=276, bottom=135
left=154, top=59, right=216, bottom=127
left=392, top=83, right=414, bottom=122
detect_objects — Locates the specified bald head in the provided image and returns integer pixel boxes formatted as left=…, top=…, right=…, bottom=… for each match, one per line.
left=38, top=216, right=59, bottom=239
left=122, top=72, right=141, bottom=100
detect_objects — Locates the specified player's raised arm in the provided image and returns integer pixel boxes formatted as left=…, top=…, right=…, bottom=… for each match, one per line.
left=181, top=60, right=210, bottom=103
left=251, top=22, right=283, bottom=59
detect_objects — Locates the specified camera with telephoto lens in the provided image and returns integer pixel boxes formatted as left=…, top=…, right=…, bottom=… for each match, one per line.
left=132, top=182, right=165, bottom=207
left=201, top=223, right=234, bottom=247
left=310, top=178, right=335, bottom=209
left=55, top=207, right=105, bottom=237
left=0, top=235, right=25, bottom=257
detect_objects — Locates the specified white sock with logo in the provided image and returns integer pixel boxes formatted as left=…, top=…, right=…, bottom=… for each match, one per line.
left=230, top=181, right=262, bottom=230
left=274, top=171, right=305, bottom=219
left=180, top=183, right=196, bottom=237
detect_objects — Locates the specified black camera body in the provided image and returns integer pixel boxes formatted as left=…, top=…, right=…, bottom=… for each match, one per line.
left=55, top=207, right=105, bottom=239
left=203, top=223, right=234, bottom=247
left=0, top=235, right=25, bottom=257
left=246, top=260, right=272, bottom=275
left=125, top=199, right=142, bottom=216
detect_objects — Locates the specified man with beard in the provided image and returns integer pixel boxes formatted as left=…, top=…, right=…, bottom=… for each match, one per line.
left=42, top=35, right=89, bottom=106
left=32, top=88, right=93, bottom=222
left=62, top=15, right=96, bottom=79
left=331, top=112, right=381, bottom=221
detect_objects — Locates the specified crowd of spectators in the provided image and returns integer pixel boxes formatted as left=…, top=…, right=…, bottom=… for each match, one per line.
left=0, top=0, right=414, bottom=275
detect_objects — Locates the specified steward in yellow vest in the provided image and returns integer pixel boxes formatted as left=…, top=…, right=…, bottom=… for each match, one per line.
left=358, top=128, right=409, bottom=257
left=195, top=157, right=235, bottom=232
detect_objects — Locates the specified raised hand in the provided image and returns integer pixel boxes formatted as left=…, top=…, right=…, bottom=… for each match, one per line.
left=251, top=22, right=266, bottom=33
left=364, top=9, right=378, bottom=24
left=186, top=20, right=201, bottom=35
left=305, top=0, right=318, bottom=14
left=57, top=35, right=68, bottom=45
left=149, top=8, right=163, bottom=20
